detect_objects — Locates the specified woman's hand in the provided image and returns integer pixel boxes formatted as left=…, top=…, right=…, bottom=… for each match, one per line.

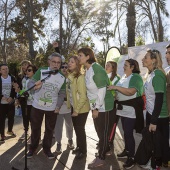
left=107, top=85, right=117, bottom=91
left=92, top=110, right=99, bottom=119
left=72, top=111, right=78, bottom=117
left=149, top=124, right=157, bottom=132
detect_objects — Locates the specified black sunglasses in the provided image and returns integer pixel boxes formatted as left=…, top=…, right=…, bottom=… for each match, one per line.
left=26, top=69, right=33, bottom=72
left=61, top=66, right=68, bottom=69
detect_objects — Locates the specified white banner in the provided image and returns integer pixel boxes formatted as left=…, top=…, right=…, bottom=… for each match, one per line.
left=128, top=41, right=170, bottom=78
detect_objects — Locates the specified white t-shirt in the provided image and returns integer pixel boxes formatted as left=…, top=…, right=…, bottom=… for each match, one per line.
left=144, top=69, right=168, bottom=118
left=20, top=77, right=34, bottom=105
left=116, top=74, right=143, bottom=118
left=85, top=63, right=114, bottom=112
left=107, top=73, right=120, bottom=85
left=1, top=75, right=12, bottom=104
left=32, top=68, right=65, bottom=111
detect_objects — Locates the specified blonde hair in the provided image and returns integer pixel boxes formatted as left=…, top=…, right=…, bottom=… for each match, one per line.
left=147, top=49, right=165, bottom=75
left=19, top=60, right=32, bottom=77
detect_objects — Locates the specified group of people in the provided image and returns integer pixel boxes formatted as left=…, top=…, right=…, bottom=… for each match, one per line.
left=0, top=43, right=170, bottom=169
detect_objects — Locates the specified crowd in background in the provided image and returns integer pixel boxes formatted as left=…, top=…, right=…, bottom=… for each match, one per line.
left=0, top=42, right=170, bottom=169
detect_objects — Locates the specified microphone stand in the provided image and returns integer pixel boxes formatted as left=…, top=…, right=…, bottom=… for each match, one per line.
left=12, top=74, right=51, bottom=170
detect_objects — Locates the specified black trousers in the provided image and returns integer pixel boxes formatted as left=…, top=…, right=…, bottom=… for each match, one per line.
left=146, top=112, right=169, bottom=164
left=29, top=107, right=57, bottom=153
left=93, top=111, right=110, bottom=160
left=20, top=98, right=32, bottom=131
left=72, top=112, right=88, bottom=154
left=0, top=104, right=15, bottom=136
left=108, top=108, right=119, bottom=146
left=121, top=117, right=136, bottom=157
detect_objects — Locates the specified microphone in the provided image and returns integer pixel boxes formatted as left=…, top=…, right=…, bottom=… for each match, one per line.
left=42, top=70, right=58, bottom=75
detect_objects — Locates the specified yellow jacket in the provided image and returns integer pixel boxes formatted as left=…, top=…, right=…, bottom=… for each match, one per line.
left=66, top=73, right=90, bottom=114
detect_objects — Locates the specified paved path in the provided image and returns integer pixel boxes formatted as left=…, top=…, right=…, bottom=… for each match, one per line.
left=0, top=113, right=168, bottom=170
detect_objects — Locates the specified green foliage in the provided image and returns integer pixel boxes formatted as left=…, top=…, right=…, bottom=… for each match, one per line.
left=135, top=36, right=145, bottom=46
left=96, top=51, right=105, bottom=68
left=8, top=61, right=20, bottom=77
left=34, top=41, right=54, bottom=67
left=9, top=0, right=46, bottom=45
left=79, top=37, right=95, bottom=49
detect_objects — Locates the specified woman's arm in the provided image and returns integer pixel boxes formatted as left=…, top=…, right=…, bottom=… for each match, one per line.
left=151, top=93, right=164, bottom=125
left=108, top=85, right=137, bottom=96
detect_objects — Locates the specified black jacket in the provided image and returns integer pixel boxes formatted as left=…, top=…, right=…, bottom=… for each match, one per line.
left=115, top=96, right=144, bottom=133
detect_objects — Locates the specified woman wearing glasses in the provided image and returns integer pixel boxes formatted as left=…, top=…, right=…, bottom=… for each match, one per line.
left=54, top=62, right=74, bottom=154
left=108, top=59, right=144, bottom=169
left=142, top=49, right=169, bottom=168
left=13, top=64, right=37, bottom=140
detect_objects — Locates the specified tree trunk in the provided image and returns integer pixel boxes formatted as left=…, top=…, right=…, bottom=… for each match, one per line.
left=117, top=0, right=122, bottom=49
left=126, top=1, right=136, bottom=47
left=2, top=2, right=8, bottom=63
left=59, top=0, right=63, bottom=50
left=26, top=0, right=36, bottom=60
left=156, top=0, right=163, bottom=42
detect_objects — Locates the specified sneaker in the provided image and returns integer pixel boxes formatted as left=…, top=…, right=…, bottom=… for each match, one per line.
left=67, top=139, right=74, bottom=149
left=27, top=150, right=34, bottom=158
left=45, top=151, right=55, bottom=159
left=117, top=149, right=128, bottom=158
left=88, top=157, right=104, bottom=169
left=55, top=143, right=62, bottom=154
left=72, top=147, right=79, bottom=154
left=156, top=166, right=161, bottom=170
left=123, top=157, right=135, bottom=169
left=0, top=135, right=5, bottom=143
left=75, top=151, right=86, bottom=159
left=106, top=150, right=112, bottom=156
left=162, top=162, right=168, bottom=168
left=7, top=131, right=16, bottom=137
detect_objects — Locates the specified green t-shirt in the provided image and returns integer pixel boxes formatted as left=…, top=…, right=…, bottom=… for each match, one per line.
left=144, top=69, right=168, bottom=118
left=85, top=63, right=114, bottom=112
left=116, top=73, right=143, bottom=118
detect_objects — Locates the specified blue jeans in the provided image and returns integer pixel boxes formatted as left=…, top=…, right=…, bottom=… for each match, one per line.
left=121, top=116, right=136, bottom=157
